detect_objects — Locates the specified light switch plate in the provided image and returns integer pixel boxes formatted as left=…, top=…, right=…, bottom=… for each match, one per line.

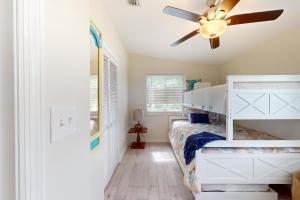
left=50, top=106, right=77, bottom=143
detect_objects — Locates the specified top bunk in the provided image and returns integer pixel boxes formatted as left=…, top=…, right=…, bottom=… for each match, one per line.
left=184, top=75, right=300, bottom=119
left=183, top=75, right=300, bottom=147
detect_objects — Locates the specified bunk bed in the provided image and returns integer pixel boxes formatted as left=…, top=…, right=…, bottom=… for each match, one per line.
left=169, top=75, right=300, bottom=200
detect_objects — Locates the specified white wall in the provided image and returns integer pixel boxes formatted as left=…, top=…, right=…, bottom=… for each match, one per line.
left=0, top=1, right=15, bottom=200
left=44, top=0, right=128, bottom=199
left=219, top=26, right=300, bottom=140
left=128, top=54, right=220, bottom=142
left=43, top=0, right=93, bottom=200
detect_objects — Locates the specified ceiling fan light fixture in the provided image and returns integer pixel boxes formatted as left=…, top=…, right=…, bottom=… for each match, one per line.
left=200, top=19, right=227, bottom=38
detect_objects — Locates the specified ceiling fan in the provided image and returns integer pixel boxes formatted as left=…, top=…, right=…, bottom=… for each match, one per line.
left=163, top=0, right=284, bottom=49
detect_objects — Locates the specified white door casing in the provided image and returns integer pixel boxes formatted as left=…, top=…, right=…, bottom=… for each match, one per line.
left=14, top=0, right=45, bottom=200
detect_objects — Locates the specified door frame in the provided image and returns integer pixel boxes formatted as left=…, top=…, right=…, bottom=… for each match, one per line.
left=14, top=0, right=45, bottom=199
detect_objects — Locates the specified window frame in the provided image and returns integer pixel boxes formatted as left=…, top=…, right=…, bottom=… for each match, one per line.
left=145, top=74, right=186, bottom=114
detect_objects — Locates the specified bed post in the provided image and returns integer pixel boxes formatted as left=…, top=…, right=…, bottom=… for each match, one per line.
left=226, top=76, right=233, bottom=140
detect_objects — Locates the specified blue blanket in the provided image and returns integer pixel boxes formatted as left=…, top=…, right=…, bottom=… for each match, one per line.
left=184, top=132, right=225, bottom=165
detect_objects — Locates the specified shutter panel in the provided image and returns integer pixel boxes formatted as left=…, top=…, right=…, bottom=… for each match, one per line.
left=109, top=61, right=118, bottom=123
left=101, top=47, right=119, bottom=186
left=109, top=60, right=118, bottom=171
left=102, top=54, right=109, bottom=131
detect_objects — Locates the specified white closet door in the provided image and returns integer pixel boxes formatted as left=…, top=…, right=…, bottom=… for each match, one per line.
left=109, top=60, right=118, bottom=173
left=102, top=54, right=110, bottom=186
left=102, top=47, right=119, bottom=186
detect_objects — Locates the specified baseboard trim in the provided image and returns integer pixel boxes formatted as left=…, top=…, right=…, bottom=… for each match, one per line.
left=119, top=144, right=128, bottom=163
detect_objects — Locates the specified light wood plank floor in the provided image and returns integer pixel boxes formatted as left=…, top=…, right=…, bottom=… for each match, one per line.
left=105, top=143, right=193, bottom=200
left=105, top=143, right=291, bottom=200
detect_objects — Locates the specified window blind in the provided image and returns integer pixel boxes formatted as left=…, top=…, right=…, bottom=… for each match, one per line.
left=146, top=75, right=185, bottom=112
left=90, top=75, right=98, bottom=112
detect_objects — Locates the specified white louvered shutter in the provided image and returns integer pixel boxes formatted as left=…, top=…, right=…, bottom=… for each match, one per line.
left=102, top=48, right=119, bottom=185
left=108, top=60, right=118, bottom=171
left=109, top=61, right=117, bottom=124
left=102, top=55, right=110, bottom=132
left=146, top=75, right=185, bottom=112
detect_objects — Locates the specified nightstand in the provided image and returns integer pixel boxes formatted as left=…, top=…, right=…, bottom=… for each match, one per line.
left=128, top=127, right=147, bottom=149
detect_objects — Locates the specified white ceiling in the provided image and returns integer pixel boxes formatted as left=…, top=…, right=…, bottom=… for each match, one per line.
left=102, top=0, right=300, bottom=66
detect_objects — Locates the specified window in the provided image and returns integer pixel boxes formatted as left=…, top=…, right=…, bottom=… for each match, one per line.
left=146, top=75, right=185, bottom=113
left=90, top=75, right=98, bottom=113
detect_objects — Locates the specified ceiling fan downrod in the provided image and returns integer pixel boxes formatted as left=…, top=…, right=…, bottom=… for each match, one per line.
left=207, top=0, right=221, bottom=7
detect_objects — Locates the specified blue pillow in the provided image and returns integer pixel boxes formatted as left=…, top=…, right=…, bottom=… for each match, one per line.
left=189, top=113, right=210, bottom=124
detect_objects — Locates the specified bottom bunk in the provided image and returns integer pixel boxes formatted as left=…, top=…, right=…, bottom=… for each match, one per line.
left=169, top=119, right=300, bottom=200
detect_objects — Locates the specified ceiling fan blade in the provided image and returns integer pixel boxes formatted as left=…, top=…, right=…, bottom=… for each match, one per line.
left=163, top=6, right=202, bottom=22
left=170, top=30, right=199, bottom=47
left=218, top=0, right=240, bottom=14
left=227, top=10, right=284, bottom=25
left=209, top=37, right=220, bottom=49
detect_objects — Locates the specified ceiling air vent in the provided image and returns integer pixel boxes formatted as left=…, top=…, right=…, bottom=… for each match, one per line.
left=129, top=0, right=140, bottom=6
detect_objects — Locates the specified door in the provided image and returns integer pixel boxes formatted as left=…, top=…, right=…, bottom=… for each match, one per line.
left=102, top=48, right=119, bottom=186
left=109, top=60, right=118, bottom=173
left=102, top=54, right=110, bottom=186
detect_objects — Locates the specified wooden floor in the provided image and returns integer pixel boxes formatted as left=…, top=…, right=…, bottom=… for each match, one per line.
left=105, top=143, right=193, bottom=200
left=105, top=143, right=292, bottom=200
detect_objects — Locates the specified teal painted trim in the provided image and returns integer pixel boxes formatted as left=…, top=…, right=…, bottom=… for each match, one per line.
left=90, top=137, right=100, bottom=150
left=90, top=24, right=102, bottom=48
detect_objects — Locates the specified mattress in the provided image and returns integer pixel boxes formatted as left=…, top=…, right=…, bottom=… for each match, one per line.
left=169, top=120, right=300, bottom=192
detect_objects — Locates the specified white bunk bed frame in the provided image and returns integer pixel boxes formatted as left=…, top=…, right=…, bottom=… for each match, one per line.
left=178, top=75, right=300, bottom=200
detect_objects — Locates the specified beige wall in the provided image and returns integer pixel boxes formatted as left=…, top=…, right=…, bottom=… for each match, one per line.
left=0, top=0, right=15, bottom=199
left=128, top=54, right=220, bottom=142
left=219, top=26, right=300, bottom=139
left=219, top=27, right=300, bottom=83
